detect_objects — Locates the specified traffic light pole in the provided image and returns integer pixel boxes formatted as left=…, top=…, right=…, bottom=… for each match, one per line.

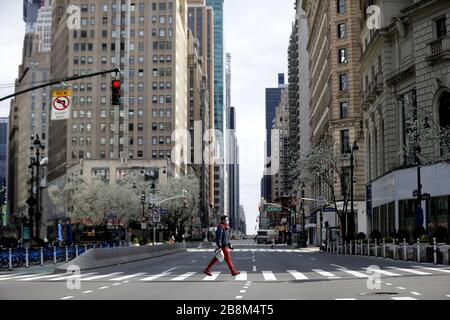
left=0, top=68, right=120, bottom=102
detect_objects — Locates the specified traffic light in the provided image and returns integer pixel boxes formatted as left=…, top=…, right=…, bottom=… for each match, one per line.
left=141, top=193, right=146, bottom=203
left=111, top=80, right=121, bottom=105
left=184, top=200, right=189, bottom=208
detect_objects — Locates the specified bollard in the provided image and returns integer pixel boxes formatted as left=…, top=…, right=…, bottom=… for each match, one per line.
left=382, top=239, right=386, bottom=258
left=417, top=238, right=420, bottom=263
left=433, top=238, right=437, bottom=265
left=93, top=243, right=96, bottom=249
left=393, top=239, right=397, bottom=260
left=25, top=248, right=29, bottom=268
left=85, top=244, right=88, bottom=252
left=403, top=239, right=407, bottom=261
left=54, top=246, right=57, bottom=264
left=360, top=240, right=363, bottom=256
left=375, top=239, right=378, bottom=257
left=65, top=246, right=68, bottom=262
left=75, top=245, right=79, bottom=257
left=40, top=247, right=44, bottom=266
left=9, top=248, right=12, bottom=270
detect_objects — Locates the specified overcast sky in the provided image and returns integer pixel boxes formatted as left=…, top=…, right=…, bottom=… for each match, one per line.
left=0, top=1, right=295, bottom=235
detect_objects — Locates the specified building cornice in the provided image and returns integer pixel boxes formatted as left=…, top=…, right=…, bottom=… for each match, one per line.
left=386, top=65, right=415, bottom=87
left=400, top=0, right=438, bottom=15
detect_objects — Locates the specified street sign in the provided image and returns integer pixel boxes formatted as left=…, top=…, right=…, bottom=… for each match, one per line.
left=149, top=194, right=160, bottom=204
left=23, top=226, right=30, bottom=241
left=51, top=89, right=72, bottom=120
left=266, top=206, right=282, bottom=213
left=141, top=223, right=147, bottom=229
left=152, top=209, right=161, bottom=223
left=160, top=209, right=169, bottom=216
left=322, top=207, right=337, bottom=213
left=316, top=196, right=327, bottom=207
left=422, top=193, right=431, bottom=200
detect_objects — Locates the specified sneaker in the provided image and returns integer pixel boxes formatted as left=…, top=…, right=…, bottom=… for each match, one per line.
left=231, top=271, right=241, bottom=276
left=203, top=269, right=212, bottom=277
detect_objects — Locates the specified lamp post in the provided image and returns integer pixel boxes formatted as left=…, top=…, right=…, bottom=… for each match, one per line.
left=345, top=140, right=359, bottom=241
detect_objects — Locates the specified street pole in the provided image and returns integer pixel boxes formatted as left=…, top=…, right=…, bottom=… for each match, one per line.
left=350, top=149, right=354, bottom=242
left=320, top=208, right=323, bottom=248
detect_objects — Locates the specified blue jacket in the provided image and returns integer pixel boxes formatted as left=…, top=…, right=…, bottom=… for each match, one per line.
left=215, top=224, right=229, bottom=248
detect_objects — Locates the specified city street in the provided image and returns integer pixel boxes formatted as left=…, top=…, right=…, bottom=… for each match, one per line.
left=0, top=240, right=449, bottom=301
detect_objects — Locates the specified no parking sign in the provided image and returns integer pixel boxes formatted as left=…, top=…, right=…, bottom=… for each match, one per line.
left=51, top=89, right=72, bottom=120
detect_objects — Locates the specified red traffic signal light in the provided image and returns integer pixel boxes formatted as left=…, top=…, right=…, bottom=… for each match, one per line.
left=112, top=80, right=121, bottom=105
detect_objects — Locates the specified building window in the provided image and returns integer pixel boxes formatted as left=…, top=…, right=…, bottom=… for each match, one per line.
left=338, top=48, right=347, bottom=64
left=439, top=91, right=450, bottom=155
left=339, top=73, right=348, bottom=91
left=337, top=0, right=346, bottom=14
left=338, top=23, right=346, bottom=38
left=340, top=101, right=348, bottom=119
left=341, top=129, right=350, bottom=154
left=436, top=17, right=447, bottom=38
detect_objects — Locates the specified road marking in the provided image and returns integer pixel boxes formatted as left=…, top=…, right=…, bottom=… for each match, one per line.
left=397, top=287, right=406, bottom=290
left=20, top=274, right=64, bottom=281
left=109, top=273, right=146, bottom=281
left=171, top=272, right=196, bottom=281
left=191, top=260, right=197, bottom=263
left=287, top=270, right=309, bottom=280
left=123, top=280, right=130, bottom=283
left=298, top=255, right=303, bottom=257
left=338, top=269, right=369, bottom=278
left=262, top=271, right=277, bottom=281
left=235, top=271, right=247, bottom=281
left=312, top=269, right=341, bottom=279
left=112, top=283, right=121, bottom=286
left=0, top=273, right=49, bottom=281
left=48, top=272, right=97, bottom=281
left=413, top=266, right=450, bottom=274
left=236, top=296, right=243, bottom=299
left=310, top=258, right=316, bottom=261
left=0, top=273, right=25, bottom=279
left=385, top=283, right=392, bottom=286
left=387, top=267, right=431, bottom=275
left=99, top=286, right=109, bottom=290
left=252, top=259, right=256, bottom=262
left=336, top=298, right=356, bottom=300
left=240, top=290, right=246, bottom=293
left=61, top=296, right=74, bottom=300
left=203, top=272, right=221, bottom=281
left=140, top=272, right=173, bottom=281
left=253, top=266, right=257, bottom=272
left=411, top=292, right=421, bottom=296
left=82, top=272, right=123, bottom=281
left=446, top=294, right=450, bottom=298
left=246, top=281, right=252, bottom=284
left=82, top=291, right=93, bottom=294
left=362, top=268, right=400, bottom=277
left=391, top=297, right=417, bottom=300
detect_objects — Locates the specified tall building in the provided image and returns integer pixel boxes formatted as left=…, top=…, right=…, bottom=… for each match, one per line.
left=302, top=0, right=367, bottom=239
left=24, top=0, right=53, bottom=52
left=206, top=0, right=225, bottom=220
left=239, top=205, right=246, bottom=235
left=8, top=32, right=51, bottom=237
left=47, top=1, right=189, bottom=224
left=261, top=74, right=286, bottom=203
left=360, top=0, right=450, bottom=239
left=0, top=118, right=7, bottom=227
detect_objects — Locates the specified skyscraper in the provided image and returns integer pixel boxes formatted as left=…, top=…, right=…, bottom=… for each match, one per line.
left=24, top=0, right=53, bottom=52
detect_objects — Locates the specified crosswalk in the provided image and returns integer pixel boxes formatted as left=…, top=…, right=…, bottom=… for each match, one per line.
left=0, top=266, right=448, bottom=283
left=187, top=248, right=320, bottom=253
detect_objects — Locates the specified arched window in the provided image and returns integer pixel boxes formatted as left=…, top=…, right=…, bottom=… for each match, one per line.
left=439, top=91, right=450, bottom=155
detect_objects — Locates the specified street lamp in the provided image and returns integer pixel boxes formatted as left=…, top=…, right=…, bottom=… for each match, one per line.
left=345, top=140, right=359, bottom=241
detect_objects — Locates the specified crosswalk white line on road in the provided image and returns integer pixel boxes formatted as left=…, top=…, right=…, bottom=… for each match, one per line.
left=361, top=268, right=400, bottom=277
left=48, top=272, right=97, bottom=281
left=338, top=269, right=369, bottom=278
left=140, top=272, right=173, bottom=281
left=262, top=271, right=277, bottom=281
left=109, top=273, right=147, bottom=281
left=287, top=270, right=309, bottom=280
left=387, top=267, right=432, bottom=275
left=413, top=266, right=450, bottom=274
left=82, top=273, right=123, bottom=281
left=20, top=274, right=67, bottom=281
left=312, top=269, right=341, bottom=279
left=171, top=272, right=196, bottom=281
left=203, top=272, right=221, bottom=281
left=235, top=271, right=247, bottom=281
left=0, top=273, right=49, bottom=281
left=0, top=273, right=25, bottom=279
left=391, top=297, right=418, bottom=300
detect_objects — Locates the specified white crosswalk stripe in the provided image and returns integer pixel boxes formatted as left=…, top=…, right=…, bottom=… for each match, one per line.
left=413, top=267, right=450, bottom=274
left=235, top=271, right=247, bottom=281
left=171, top=272, right=196, bottom=281
left=203, top=272, right=221, bottom=281
left=361, top=268, right=401, bottom=277
left=387, top=267, right=432, bottom=275
left=140, top=272, right=173, bottom=281
left=0, top=273, right=49, bottom=281
left=262, top=271, right=277, bottom=281
left=312, top=269, right=341, bottom=279
left=337, top=269, right=369, bottom=278
left=109, top=273, right=147, bottom=281
left=20, top=274, right=67, bottom=281
left=81, top=273, right=123, bottom=281
left=48, top=272, right=97, bottom=281
left=287, top=270, right=309, bottom=280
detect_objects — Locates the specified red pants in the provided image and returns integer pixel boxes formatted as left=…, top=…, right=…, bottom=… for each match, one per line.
left=205, top=248, right=237, bottom=273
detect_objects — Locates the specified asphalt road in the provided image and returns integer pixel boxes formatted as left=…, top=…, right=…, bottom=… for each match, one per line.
left=0, top=240, right=449, bottom=300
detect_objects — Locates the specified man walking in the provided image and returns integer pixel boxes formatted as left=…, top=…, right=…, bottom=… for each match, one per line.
left=203, top=216, right=240, bottom=276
